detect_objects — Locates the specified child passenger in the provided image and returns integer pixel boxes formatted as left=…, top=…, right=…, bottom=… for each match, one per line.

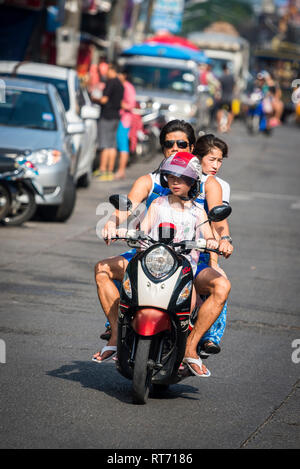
left=140, top=152, right=219, bottom=277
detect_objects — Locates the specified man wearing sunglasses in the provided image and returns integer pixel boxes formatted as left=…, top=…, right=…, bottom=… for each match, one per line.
left=93, top=120, right=233, bottom=374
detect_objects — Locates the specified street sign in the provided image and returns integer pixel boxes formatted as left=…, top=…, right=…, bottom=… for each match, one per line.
left=150, top=0, right=184, bottom=34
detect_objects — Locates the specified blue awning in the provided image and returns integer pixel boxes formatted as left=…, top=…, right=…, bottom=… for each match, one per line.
left=122, top=42, right=210, bottom=63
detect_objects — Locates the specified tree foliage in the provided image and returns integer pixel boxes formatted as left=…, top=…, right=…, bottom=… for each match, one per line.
left=182, top=0, right=254, bottom=35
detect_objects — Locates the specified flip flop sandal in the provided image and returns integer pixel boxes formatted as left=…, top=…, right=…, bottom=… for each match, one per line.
left=183, top=356, right=211, bottom=378
left=201, top=340, right=221, bottom=355
left=92, top=345, right=117, bottom=363
left=99, top=326, right=112, bottom=341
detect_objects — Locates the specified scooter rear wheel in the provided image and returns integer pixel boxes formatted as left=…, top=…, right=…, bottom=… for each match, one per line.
left=132, top=338, right=153, bottom=405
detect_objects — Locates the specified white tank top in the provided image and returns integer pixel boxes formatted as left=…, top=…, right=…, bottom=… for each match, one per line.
left=145, top=196, right=206, bottom=274
left=201, top=174, right=230, bottom=204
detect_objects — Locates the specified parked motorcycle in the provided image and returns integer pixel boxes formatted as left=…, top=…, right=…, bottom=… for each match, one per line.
left=0, top=154, right=44, bottom=226
left=130, top=106, right=166, bottom=163
left=108, top=194, right=231, bottom=404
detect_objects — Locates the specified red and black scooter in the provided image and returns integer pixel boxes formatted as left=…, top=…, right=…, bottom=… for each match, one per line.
left=108, top=194, right=231, bottom=404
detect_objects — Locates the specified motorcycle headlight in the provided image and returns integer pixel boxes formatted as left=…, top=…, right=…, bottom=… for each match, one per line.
left=176, top=280, right=193, bottom=305
left=184, top=103, right=197, bottom=116
left=152, top=101, right=161, bottom=110
left=122, top=271, right=132, bottom=299
left=168, top=104, right=178, bottom=113
left=144, top=246, right=175, bottom=279
left=28, top=149, right=62, bottom=166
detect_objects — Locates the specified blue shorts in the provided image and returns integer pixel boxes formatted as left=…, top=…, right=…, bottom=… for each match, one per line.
left=120, top=249, right=209, bottom=277
left=116, top=121, right=130, bottom=153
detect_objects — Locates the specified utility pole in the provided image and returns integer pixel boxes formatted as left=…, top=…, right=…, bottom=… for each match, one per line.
left=56, top=0, right=82, bottom=67
left=145, top=0, right=155, bottom=36
left=107, top=0, right=127, bottom=62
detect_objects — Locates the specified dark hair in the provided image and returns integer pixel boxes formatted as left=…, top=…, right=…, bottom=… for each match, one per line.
left=159, top=120, right=196, bottom=149
left=108, top=63, right=118, bottom=71
left=193, top=134, right=228, bottom=160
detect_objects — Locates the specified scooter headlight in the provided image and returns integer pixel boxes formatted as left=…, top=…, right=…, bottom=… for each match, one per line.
left=122, top=271, right=132, bottom=299
left=144, top=246, right=175, bottom=279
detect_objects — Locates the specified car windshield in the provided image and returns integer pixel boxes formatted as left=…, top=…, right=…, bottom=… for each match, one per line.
left=124, top=64, right=195, bottom=95
left=211, top=59, right=234, bottom=78
left=13, top=74, right=70, bottom=110
left=0, top=88, right=57, bottom=131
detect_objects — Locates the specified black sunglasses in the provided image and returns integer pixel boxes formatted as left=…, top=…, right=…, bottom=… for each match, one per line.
left=163, top=140, right=189, bottom=149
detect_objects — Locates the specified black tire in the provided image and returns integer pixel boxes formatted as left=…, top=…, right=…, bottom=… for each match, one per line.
left=0, top=184, right=11, bottom=220
left=37, top=174, right=76, bottom=222
left=3, top=183, right=36, bottom=226
left=77, top=167, right=92, bottom=188
left=116, top=322, right=134, bottom=380
left=132, top=338, right=153, bottom=405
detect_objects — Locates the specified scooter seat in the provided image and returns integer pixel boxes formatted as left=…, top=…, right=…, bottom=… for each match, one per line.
left=0, top=155, right=18, bottom=173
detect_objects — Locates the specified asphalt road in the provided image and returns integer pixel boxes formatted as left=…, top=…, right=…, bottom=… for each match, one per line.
left=0, top=120, right=299, bottom=450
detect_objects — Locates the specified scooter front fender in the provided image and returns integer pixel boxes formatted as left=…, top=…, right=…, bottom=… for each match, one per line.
left=132, top=308, right=171, bottom=336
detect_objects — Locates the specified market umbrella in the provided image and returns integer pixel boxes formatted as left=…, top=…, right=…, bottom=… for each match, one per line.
left=145, top=33, right=200, bottom=51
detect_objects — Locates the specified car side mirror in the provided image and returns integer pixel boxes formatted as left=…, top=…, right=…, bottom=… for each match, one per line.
left=67, top=122, right=85, bottom=134
left=80, top=105, right=100, bottom=120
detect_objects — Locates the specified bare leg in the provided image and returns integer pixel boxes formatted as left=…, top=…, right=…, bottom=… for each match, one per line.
left=226, top=112, right=234, bottom=131
left=216, top=109, right=222, bottom=131
left=107, top=148, right=118, bottom=173
left=115, top=151, right=129, bottom=179
left=185, top=267, right=231, bottom=375
left=93, top=255, right=128, bottom=360
left=99, top=148, right=110, bottom=172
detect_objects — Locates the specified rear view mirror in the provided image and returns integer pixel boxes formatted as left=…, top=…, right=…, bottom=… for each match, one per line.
left=208, top=205, right=232, bottom=222
left=109, top=194, right=133, bottom=212
left=80, top=105, right=100, bottom=120
left=67, top=122, right=85, bottom=134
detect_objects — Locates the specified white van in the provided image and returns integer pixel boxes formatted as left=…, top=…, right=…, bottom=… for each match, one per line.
left=118, top=54, right=203, bottom=132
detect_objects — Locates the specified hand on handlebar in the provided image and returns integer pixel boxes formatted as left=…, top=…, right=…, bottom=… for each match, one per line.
left=206, top=238, right=219, bottom=251
left=102, top=221, right=116, bottom=245
left=218, top=239, right=234, bottom=258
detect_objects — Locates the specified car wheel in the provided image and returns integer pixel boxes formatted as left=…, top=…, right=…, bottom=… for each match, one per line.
left=77, top=165, right=92, bottom=188
left=37, top=174, right=76, bottom=222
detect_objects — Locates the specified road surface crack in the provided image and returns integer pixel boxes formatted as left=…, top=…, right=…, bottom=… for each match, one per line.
left=240, top=379, right=300, bottom=448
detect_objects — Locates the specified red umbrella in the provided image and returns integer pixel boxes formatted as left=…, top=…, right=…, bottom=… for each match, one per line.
left=145, top=33, right=200, bottom=51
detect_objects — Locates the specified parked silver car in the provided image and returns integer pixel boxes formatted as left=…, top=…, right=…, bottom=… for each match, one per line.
left=0, top=77, right=83, bottom=221
left=0, top=61, right=100, bottom=187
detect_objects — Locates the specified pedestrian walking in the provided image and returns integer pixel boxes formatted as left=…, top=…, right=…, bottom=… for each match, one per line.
left=114, top=70, right=136, bottom=180
left=92, top=63, right=124, bottom=181
left=216, top=64, right=235, bottom=133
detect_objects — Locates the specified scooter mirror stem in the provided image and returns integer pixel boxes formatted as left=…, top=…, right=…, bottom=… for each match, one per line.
left=195, top=219, right=209, bottom=230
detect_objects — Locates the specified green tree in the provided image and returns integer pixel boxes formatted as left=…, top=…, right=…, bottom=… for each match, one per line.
left=182, top=0, right=254, bottom=35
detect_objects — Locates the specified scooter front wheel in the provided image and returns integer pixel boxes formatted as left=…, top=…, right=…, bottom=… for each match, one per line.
left=132, top=337, right=153, bottom=405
